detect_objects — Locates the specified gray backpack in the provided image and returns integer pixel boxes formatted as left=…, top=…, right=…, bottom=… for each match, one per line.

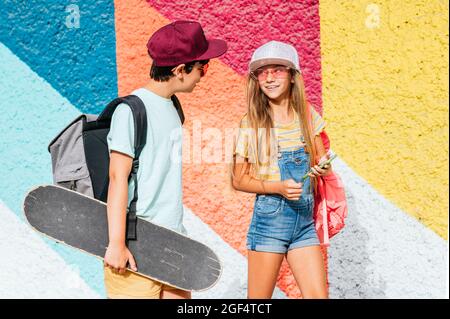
left=48, top=95, right=184, bottom=239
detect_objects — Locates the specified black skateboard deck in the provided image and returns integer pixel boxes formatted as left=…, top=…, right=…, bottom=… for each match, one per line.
left=23, top=185, right=221, bottom=291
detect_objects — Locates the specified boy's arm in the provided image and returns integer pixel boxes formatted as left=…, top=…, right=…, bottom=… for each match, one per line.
left=104, top=150, right=137, bottom=274
left=107, top=150, right=132, bottom=247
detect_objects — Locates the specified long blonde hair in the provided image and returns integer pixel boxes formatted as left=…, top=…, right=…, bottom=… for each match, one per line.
left=242, top=69, right=318, bottom=193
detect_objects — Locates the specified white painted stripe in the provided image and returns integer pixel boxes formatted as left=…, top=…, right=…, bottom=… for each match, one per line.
left=183, top=206, right=287, bottom=299
left=0, top=200, right=100, bottom=298
left=328, top=156, right=448, bottom=298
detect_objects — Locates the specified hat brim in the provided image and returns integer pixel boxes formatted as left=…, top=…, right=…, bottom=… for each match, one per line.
left=196, top=38, right=228, bottom=61
left=249, top=58, right=298, bottom=72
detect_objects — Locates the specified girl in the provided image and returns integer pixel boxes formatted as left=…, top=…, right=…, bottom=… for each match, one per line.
left=232, top=41, right=332, bottom=299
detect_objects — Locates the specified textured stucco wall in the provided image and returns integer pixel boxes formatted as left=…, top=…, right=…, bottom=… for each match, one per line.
left=320, top=0, right=449, bottom=239
left=0, top=0, right=448, bottom=299
left=0, top=41, right=106, bottom=295
left=145, top=0, right=324, bottom=108
left=0, top=0, right=117, bottom=113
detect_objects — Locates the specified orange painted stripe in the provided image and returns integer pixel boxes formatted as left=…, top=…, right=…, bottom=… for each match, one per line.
left=113, top=0, right=327, bottom=298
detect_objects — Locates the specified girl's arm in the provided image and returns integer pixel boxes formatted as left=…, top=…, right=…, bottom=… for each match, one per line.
left=232, top=156, right=303, bottom=200
left=315, top=135, right=328, bottom=160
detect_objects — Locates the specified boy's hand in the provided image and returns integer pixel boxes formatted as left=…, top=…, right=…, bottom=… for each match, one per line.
left=104, top=243, right=137, bottom=274
left=277, top=179, right=303, bottom=200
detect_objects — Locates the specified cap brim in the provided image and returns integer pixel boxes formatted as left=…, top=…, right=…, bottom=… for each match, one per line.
left=196, top=38, right=228, bottom=61
left=249, top=58, right=297, bottom=72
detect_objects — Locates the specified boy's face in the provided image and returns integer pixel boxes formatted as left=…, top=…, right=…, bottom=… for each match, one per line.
left=175, top=62, right=206, bottom=93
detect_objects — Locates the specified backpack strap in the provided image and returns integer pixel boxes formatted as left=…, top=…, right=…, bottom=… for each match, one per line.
left=99, top=94, right=184, bottom=241
left=171, top=94, right=185, bottom=124
left=98, top=95, right=147, bottom=241
left=127, top=94, right=183, bottom=235
left=121, top=95, right=147, bottom=241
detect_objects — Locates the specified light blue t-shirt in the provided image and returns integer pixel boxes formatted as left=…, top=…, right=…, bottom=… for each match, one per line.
left=107, top=88, right=186, bottom=234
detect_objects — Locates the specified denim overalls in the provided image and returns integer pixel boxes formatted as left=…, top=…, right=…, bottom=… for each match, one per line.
left=246, top=146, right=319, bottom=253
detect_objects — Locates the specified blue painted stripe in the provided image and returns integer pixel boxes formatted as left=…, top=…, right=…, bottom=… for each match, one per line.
left=0, top=0, right=117, bottom=114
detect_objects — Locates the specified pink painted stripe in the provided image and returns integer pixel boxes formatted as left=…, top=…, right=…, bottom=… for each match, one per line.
left=145, top=0, right=323, bottom=110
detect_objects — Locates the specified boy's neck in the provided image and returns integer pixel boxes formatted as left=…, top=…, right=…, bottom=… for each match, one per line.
left=143, top=79, right=176, bottom=100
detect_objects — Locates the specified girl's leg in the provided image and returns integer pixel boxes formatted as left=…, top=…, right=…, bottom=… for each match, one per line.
left=286, top=246, right=328, bottom=299
left=247, top=250, right=285, bottom=299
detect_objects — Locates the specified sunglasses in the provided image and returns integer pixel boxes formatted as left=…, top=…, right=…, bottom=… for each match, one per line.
left=171, top=63, right=209, bottom=77
left=251, top=66, right=291, bottom=81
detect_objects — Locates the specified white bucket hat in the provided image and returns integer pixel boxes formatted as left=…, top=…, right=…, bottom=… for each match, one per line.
left=249, top=40, right=301, bottom=73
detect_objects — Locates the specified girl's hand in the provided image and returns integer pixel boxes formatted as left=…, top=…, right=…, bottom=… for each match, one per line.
left=104, top=242, right=137, bottom=274
left=277, top=179, right=303, bottom=200
left=308, top=162, right=332, bottom=178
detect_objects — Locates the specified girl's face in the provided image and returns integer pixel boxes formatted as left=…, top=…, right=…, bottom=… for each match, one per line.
left=254, top=64, right=292, bottom=101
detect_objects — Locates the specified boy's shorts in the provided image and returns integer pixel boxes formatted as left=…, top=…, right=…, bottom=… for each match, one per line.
left=103, top=266, right=178, bottom=299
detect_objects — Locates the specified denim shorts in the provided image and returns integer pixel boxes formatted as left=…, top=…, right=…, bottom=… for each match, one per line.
left=246, top=147, right=320, bottom=253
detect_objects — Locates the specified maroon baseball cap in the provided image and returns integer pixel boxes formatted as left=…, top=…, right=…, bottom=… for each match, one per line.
left=147, top=20, right=227, bottom=67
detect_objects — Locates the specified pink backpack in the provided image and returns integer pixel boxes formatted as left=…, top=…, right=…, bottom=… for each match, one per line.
left=313, top=131, right=348, bottom=246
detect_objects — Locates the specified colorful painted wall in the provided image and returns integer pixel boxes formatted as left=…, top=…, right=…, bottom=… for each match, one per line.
left=0, top=0, right=448, bottom=298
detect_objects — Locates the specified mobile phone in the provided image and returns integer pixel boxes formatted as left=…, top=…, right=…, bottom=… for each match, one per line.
left=318, top=153, right=337, bottom=169
left=302, top=153, right=337, bottom=180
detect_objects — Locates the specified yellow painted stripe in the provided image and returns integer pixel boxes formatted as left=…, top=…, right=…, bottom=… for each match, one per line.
left=319, top=0, right=449, bottom=239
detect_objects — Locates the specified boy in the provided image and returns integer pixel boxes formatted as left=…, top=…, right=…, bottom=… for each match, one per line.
left=103, top=20, right=227, bottom=299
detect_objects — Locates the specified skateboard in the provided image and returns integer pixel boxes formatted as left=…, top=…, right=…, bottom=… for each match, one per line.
left=23, top=185, right=222, bottom=291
